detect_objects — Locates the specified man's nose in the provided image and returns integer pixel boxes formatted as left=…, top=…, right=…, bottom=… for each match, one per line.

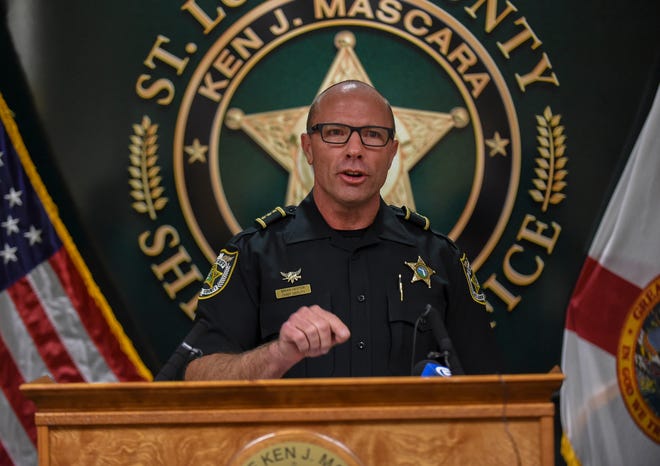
left=345, top=130, right=363, bottom=157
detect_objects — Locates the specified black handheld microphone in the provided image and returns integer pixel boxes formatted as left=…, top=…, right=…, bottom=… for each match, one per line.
left=423, top=304, right=464, bottom=375
left=154, top=321, right=208, bottom=381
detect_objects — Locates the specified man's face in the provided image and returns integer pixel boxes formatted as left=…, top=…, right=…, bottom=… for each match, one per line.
left=300, top=87, right=398, bottom=213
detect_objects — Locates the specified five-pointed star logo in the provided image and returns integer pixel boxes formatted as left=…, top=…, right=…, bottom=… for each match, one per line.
left=224, top=31, right=469, bottom=210
left=485, top=131, right=509, bottom=157
left=204, top=262, right=223, bottom=287
left=185, top=138, right=208, bottom=164
left=405, top=256, right=436, bottom=288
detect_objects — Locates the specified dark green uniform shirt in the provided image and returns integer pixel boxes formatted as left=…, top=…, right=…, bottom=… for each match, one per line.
left=192, top=194, right=499, bottom=377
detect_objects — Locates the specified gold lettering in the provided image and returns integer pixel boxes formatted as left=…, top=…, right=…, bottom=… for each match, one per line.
left=223, top=0, right=247, bottom=6
left=214, top=48, right=241, bottom=78
left=270, top=8, right=290, bottom=35
left=139, top=226, right=203, bottom=316
left=198, top=71, right=229, bottom=102
left=314, top=0, right=346, bottom=18
left=135, top=75, right=174, bottom=105
left=464, top=0, right=518, bottom=33
left=179, top=294, right=199, bottom=320
left=348, top=0, right=375, bottom=18
left=198, top=45, right=244, bottom=103
left=143, top=35, right=189, bottom=75
left=497, top=17, right=542, bottom=58
left=425, top=28, right=452, bottom=55
left=151, top=246, right=203, bottom=300
left=275, top=284, right=312, bottom=299
left=517, top=214, right=561, bottom=254
left=231, top=27, right=264, bottom=60
left=515, top=53, right=560, bottom=91
left=403, top=9, right=432, bottom=36
left=463, top=72, right=490, bottom=98
left=503, top=244, right=544, bottom=286
left=139, top=225, right=180, bottom=256
left=447, top=42, right=477, bottom=74
left=376, top=0, right=402, bottom=24
left=483, top=273, right=521, bottom=311
left=180, top=0, right=226, bottom=34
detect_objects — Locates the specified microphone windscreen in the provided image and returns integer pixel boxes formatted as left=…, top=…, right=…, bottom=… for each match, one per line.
left=412, top=360, right=452, bottom=377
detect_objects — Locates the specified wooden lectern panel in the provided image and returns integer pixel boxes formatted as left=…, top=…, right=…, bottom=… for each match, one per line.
left=22, top=374, right=563, bottom=465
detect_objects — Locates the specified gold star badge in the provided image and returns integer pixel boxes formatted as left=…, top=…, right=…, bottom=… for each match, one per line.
left=405, top=256, right=435, bottom=288
left=223, top=31, right=469, bottom=211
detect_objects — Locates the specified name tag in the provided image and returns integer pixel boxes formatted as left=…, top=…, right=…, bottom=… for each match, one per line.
left=275, top=284, right=312, bottom=299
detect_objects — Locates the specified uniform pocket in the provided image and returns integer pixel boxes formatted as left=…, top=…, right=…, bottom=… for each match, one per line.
left=386, top=291, right=435, bottom=375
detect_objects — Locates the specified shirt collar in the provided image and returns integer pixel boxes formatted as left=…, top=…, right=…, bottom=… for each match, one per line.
left=284, top=193, right=415, bottom=247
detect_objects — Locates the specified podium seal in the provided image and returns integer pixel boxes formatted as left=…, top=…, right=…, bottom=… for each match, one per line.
left=228, top=430, right=363, bottom=466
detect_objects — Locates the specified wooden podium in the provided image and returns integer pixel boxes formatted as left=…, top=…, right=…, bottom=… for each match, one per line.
left=22, top=373, right=563, bottom=465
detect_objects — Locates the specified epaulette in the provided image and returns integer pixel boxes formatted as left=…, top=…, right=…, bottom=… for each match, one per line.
left=254, top=205, right=296, bottom=229
left=395, top=205, right=431, bottom=231
left=391, top=205, right=460, bottom=252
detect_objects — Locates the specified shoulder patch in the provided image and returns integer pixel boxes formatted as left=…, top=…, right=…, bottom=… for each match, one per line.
left=199, top=249, right=238, bottom=299
left=254, top=205, right=296, bottom=229
left=460, top=253, right=486, bottom=305
left=396, top=205, right=431, bottom=230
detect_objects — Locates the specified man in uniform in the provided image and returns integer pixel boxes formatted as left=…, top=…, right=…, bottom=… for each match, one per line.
left=174, top=80, right=498, bottom=380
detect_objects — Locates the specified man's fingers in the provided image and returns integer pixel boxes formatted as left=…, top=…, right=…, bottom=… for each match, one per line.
left=280, top=306, right=350, bottom=357
left=305, top=305, right=351, bottom=343
left=279, top=320, right=312, bottom=353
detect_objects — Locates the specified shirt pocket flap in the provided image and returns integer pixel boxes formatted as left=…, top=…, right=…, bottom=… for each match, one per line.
left=386, top=290, right=432, bottom=332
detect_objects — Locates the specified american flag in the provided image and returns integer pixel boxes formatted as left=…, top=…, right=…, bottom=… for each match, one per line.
left=0, top=93, right=151, bottom=465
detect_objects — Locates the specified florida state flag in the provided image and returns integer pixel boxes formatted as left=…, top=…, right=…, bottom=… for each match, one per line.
left=560, top=85, right=660, bottom=465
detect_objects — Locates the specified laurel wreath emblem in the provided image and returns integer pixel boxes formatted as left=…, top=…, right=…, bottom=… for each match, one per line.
left=128, top=116, right=168, bottom=219
left=529, top=106, right=568, bottom=212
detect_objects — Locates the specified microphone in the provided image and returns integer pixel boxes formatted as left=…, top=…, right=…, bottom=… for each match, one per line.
left=423, top=304, right=464, bottom=376
left=412, top=359, right=452, bottom=377
left=154, top=321, right=208, bottom=381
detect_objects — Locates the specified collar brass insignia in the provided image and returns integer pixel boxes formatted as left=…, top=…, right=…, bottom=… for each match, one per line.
left=405, top=256, right=435, bottom=288
left=280, top=269, right=302, bottom=284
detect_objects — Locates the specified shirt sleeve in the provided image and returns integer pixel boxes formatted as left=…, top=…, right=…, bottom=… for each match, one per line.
left=444, top=246, right=502, bottom=374
left=192, top=234, right=262, bottom=357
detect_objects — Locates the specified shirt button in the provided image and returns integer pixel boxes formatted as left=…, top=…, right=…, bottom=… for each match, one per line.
left=357, top=341, right=367, bottom=350
left=357, top=294, right=366, bottom=302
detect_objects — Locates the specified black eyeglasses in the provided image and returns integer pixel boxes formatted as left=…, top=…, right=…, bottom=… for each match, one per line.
left=308, top=123, right=395, bottom=147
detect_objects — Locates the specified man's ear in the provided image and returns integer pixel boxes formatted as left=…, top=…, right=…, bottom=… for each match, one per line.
left=300, top=133, right=313, bottom=165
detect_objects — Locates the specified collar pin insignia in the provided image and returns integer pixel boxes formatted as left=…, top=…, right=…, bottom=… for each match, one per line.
left=280, top=269, right=302, bottom=284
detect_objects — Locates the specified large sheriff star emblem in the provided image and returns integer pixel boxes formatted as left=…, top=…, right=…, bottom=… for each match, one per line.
left=223, top=31, right=469, bottom=210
